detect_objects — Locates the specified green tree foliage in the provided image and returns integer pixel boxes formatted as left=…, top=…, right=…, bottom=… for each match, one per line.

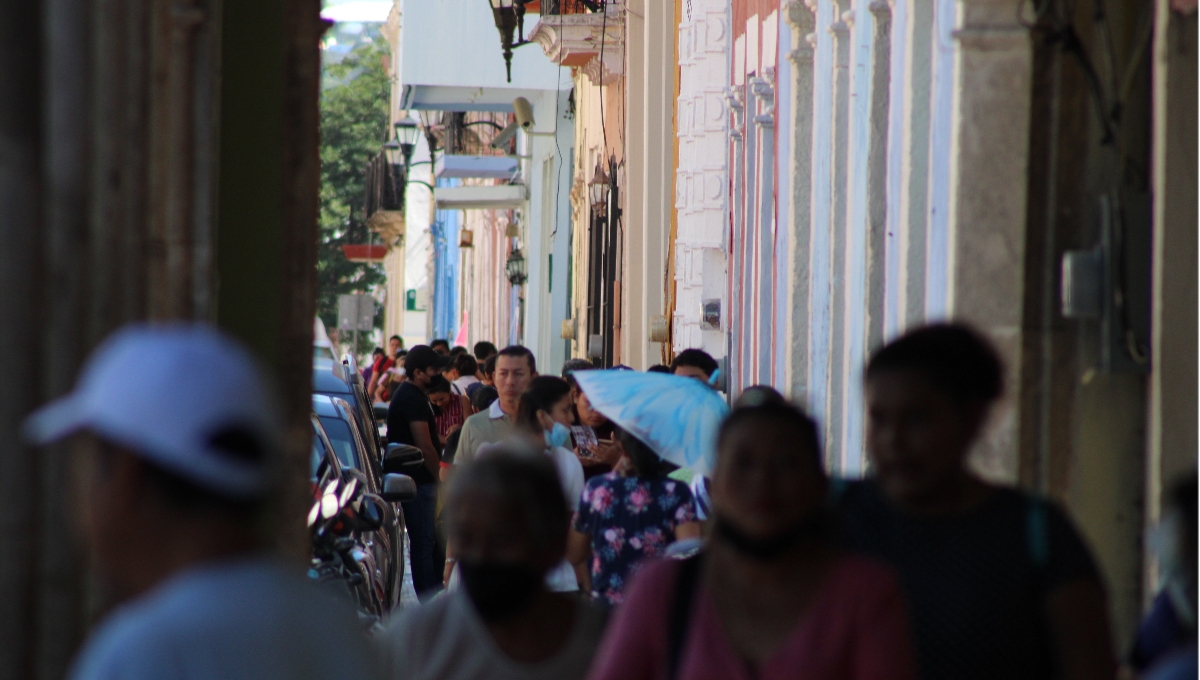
left=318, top=40, right=390, bottom=348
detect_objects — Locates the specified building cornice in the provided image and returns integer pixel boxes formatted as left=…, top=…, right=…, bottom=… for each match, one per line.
left=528, top=11, right=625, bottom=85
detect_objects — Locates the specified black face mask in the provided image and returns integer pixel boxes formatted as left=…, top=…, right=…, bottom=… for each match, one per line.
left=458, top=560, right=543, bottom=622
left=713, top=513, right=825, bottom=561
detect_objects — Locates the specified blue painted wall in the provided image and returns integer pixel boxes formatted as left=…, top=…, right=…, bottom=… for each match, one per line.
left=431, top=177, right=461, bottom=342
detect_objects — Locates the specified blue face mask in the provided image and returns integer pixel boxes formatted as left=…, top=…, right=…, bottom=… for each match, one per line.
left=544, top=422, right=571, bottom=449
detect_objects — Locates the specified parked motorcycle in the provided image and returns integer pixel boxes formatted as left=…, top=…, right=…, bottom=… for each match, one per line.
left=309, top=424, right=416, bottom=629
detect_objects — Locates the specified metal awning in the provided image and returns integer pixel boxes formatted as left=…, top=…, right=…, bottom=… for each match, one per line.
left=434, top=185, right=527, bottom=210
left=436, top=155, right=519, bottom=179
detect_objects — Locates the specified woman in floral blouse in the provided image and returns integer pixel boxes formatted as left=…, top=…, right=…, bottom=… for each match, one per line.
left=568, top=427, right=702, bottom=606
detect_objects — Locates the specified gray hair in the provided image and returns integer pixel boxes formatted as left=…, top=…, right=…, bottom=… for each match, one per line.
left=445, top=446, right=568, bottom=551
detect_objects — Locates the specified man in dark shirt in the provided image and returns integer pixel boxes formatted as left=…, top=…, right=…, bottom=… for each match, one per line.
left=387, top=344, right=450, bottom=600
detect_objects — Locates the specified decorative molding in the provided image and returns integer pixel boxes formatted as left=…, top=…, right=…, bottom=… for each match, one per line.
left=784, top=0, right=816, bottom=33
left=528, top=12, right=625, bottom=85
left=868, top=0, right=890, bottom=18
left=725, top=87, right=744, bottom=112
left=750, top=76, right=775, bottom=105
left=790, top=42, right=815, bottom=65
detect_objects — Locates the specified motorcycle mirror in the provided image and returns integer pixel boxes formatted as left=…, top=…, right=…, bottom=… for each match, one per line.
left=357, top=493, right=386, bottom=531
left=320, top=492, right=339, bottom=519
left=380, top=473, right=417, bottom=503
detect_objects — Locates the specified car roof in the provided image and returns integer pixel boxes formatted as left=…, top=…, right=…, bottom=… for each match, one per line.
left=313, top=394, right=358, bottom=421
left=312, top=393, right=339, bottom=417
left=313, top=360, right=352, bottom=394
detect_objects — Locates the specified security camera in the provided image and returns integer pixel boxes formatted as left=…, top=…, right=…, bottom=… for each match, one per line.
left=513, top=97, right=535, bottom=130
left=490, top=121, right=520, bottom=150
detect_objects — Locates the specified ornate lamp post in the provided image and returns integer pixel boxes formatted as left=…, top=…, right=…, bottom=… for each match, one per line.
left=385, top=118, right=433, bottom=191
left=382, top=138, right=402, bottom=166
left=393, top=119, right=420, bottom=172
left=505, top=247, right=527, bottom=285
left=488, top=0, right=530, bottom=82
left=588, top=157, right=610, bottom=217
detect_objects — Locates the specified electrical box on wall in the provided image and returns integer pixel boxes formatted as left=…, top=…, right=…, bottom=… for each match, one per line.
left=1060, top=193, right=1151, bottom=374
left=700, top=299, right=721, bottom=330
left=406, top=288, right=428, bottom=312
left=587, top=334, right=604, bottom=360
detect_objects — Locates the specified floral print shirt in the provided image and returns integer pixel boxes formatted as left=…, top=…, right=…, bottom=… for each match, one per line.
left=573, top=473, right=696, bottom=605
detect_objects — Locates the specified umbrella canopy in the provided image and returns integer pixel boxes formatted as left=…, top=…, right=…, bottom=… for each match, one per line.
left=571, top=370, right=728, bottom=477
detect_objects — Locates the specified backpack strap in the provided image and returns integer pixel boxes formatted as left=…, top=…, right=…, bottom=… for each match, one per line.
left=666, top=555, right=703, bottom=680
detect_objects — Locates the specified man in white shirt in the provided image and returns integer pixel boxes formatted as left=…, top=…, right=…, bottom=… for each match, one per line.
left=23, top=324, right=379, bottom=680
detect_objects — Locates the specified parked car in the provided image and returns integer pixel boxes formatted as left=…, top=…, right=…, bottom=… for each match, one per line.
left=313, top=395, right=408, bottom=612
left=314, top=355, right=385, bottom=468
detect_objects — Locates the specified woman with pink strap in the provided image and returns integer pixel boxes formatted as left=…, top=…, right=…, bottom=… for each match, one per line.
left=587, top=400, right=916, bottom=680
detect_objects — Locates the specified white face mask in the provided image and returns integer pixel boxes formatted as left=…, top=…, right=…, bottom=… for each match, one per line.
left=544, top=422, right=571, bottom=450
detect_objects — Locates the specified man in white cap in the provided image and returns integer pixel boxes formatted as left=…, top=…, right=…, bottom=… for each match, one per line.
left=24, top=323, right=380, bottom=680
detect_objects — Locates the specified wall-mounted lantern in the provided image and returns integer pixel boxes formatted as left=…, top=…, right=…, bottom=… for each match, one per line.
left=505, top=247, right=527, bottom=285
left=488, top=0, right=530, bottom=83
left=589, top=157, right=609, bottom=217
left=383, top=138, right=402, bottom=166
left=394, top=119, right=420, bottom=171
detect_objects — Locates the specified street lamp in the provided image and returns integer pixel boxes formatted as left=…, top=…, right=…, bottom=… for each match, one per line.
left=488, top=0, right=529, bottom=83
left=505, top=247, right=527, bottom=285
left=383, top=139, right=402, bottom=166
left=588, top=157, right=610, bottom=217
left=394, top=119, right=420, bottom=171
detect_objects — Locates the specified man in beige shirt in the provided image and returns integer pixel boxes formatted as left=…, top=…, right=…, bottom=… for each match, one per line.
left=454, top=345, right=536, bottom=466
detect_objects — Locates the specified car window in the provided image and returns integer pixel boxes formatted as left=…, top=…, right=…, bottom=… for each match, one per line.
left=310, top=435, right=325, bottom=480
left=318, top=416, right=361, bottom=470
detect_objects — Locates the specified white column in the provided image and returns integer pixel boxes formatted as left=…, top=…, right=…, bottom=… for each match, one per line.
left=674, top=0, right=730, bottom=360
left=805, top=0, right=835, bottom=434
left=944, top=0, right=1032, bottom=482
left=863, top=1, right=891, bottom=356
left=923, top=0, right=955, bottom=317
left=1146, top=1, right=1197, bottom=545
left=783, top=0, right=817, bottom=403
left=384, top=245, right=407, bottom=341
left=885, top=0, right=933, bottom=336
left=824, top=0, right=853, bottom=469
left=751, top=74, right=775, bottom=385
left=645, top=0, right=673, bottom=368
left=622, top=0, right=646, bottom=367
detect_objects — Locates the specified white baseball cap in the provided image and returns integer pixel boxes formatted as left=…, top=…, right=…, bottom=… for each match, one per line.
left=23, top=323, right=282, bottom=499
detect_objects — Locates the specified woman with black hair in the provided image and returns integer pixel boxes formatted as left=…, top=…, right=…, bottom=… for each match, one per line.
left=589, top=400, right=916, bottom=680
left=840, top=323, right=1115, bottom=680
left=567, top=426, right=702, bottom=605
left=515, top=376, right=587, bottom=593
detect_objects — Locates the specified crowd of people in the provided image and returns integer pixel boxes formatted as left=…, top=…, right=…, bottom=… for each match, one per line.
left=25, top=322, right=1195, bottom=680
